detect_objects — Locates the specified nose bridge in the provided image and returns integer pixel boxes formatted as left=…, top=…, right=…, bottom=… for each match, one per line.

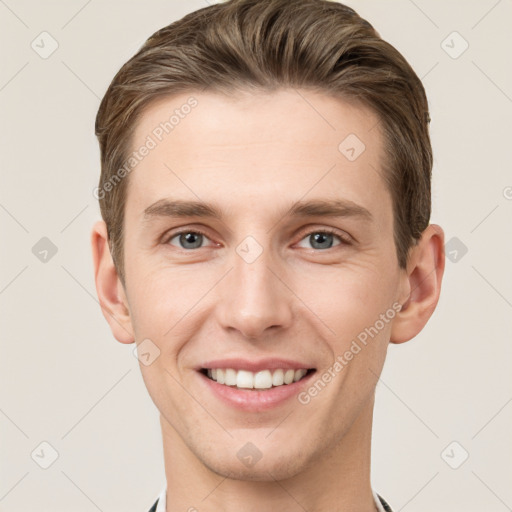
left=216, top=234, right=293, bottom=339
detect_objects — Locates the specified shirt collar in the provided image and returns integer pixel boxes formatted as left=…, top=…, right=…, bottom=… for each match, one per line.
left=155, top=486, right=392, bottom=511
left=154, top=485, right=166, bottom=512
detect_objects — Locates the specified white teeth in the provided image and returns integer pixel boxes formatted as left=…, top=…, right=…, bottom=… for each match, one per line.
left=272, top=369, right=284, bottom=386
left=236, top=370, right=254, bottom=389
left=254, top=370, right=272, bottom=389
left=284, top=369, right=295, bottom=384
left=294, top=369, right=307, bottom=382
left=224, top=368, right=237, bottom=386
left=205, top=367, right=311, bottom=389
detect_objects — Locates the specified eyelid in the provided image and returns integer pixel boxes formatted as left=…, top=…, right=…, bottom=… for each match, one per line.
left=294, top=225, right=353, bottom=246
left=162, top=226, right=216, bottom=247
left=162, top=224, right=353, bottom=250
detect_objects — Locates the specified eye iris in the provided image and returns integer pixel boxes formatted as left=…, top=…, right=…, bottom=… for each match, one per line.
left=180, top=232, right=203, bottom=249
left=310, top=232, right=333, bottom=250
left=173, top=231, right=339, bottom=250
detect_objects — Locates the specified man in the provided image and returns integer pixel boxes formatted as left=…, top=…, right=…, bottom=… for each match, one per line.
left=91, top=1, right=445, bottom=511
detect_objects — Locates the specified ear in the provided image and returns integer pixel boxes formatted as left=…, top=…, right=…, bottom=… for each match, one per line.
left=91, top=220, right=134, bottom=344
left=390, top=224, right=445, bottom=344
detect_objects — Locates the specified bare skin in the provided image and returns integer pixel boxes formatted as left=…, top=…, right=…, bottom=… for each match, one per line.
left=92, top=88, right=445, bottom=512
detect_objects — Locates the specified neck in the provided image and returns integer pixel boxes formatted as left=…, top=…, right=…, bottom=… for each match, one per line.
left=160, top=396, right=377, bottom=512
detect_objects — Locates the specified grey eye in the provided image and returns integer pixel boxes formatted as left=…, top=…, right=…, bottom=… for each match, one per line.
left=168, top=231, right=207, bottom=250
left=297, top=231, right=342, bottom=250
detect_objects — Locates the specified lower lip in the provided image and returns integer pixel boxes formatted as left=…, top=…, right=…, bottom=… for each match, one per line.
left=197, top=370, right=316, bottom=412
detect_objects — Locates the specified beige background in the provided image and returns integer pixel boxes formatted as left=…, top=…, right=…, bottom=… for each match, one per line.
left=1, top=0, right=511, bottom=510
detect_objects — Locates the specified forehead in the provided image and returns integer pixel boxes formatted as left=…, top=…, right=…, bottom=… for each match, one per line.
left=126, top=88, right=391, bottom=228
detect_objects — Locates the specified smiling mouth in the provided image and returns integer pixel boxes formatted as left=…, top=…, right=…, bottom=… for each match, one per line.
left=200, top=367, right=316, bottom=390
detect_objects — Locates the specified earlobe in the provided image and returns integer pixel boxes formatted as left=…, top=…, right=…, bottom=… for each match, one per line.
left=91, top=220, right=134, bottom=344
left=390, top=224, right=445, bottom=344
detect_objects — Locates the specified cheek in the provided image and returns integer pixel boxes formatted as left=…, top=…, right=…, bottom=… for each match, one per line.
left=125, top=238, right=399, bottom=345
left=295, top=262, right=397, bottom=347
left=125, top=267, right=174, bottom=340
left=127, top=263, right=211, bottom=349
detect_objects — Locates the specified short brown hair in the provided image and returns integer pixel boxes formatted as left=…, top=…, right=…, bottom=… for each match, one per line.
left=95, top=0, right=432, bottom=285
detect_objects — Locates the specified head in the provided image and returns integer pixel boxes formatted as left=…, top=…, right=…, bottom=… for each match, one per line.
left=92, top=0, right=444, bottom=480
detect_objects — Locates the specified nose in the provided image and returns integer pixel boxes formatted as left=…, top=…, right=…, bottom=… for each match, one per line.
left=216, top=243, right=294, bottom=340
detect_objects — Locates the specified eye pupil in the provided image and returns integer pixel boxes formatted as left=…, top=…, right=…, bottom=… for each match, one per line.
left=180, top=232, right=203, bottom=249
left=310, top=232, right=333, bottom=250
left=168, top=229, right=344, bottom=252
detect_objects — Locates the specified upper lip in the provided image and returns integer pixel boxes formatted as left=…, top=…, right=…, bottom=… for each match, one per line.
left=197, top=358, right=315, bottom=373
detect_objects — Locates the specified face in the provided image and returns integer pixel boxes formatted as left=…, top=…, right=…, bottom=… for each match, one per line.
left=115, top=89, right=410, bottom=479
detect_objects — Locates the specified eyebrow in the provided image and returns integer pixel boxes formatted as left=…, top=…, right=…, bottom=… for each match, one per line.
left=143, top=198, right=373, bottom=224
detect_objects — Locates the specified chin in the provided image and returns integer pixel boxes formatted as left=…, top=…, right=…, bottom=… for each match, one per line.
left=202, top=449, right=309, bottom=482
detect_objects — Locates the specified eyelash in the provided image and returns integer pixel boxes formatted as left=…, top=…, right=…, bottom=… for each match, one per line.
left=162, top=227, right=352, bottom=251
